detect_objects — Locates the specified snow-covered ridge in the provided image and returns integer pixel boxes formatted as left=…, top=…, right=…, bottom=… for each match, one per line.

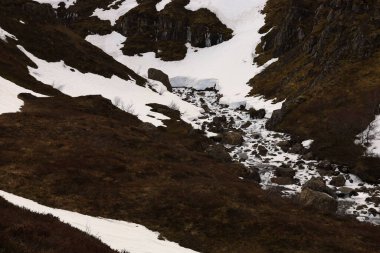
left=92, top=0, right=138, bottom=26
left=17, top=45, right=201, bottom=127
left=0, top=76, right=45, bottom=115
left=32, top=0, right=77, bottom=8
left=0, top=190, right=198, bottom=253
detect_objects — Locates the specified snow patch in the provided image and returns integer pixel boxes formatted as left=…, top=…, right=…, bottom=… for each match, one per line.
left=0, top=76, right=44, bottom=115
left=156, top=0, right=171, bottom=11
left=18, top=45, right=202, bottom=127
left=32, top=0, right=76, bottom=8
left=0, top=190, right=199, bottom=253
left=302, top=140, right=314, bottom=149
left=92, top=0, right=138, bottom=26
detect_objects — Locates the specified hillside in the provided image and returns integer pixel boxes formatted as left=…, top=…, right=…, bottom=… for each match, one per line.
left=0, top=0, right=379, bottom=252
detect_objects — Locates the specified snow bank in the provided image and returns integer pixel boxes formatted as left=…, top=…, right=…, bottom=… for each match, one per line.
left=86, top=0, right=274, bottom=106
left=18, top=46, right=201, bottom=127
left=0, top=26, right=17, bottom=42
left=356, top=113, right=380, bottom=157
left=0, top=190, right=199, bottom=253
left=92, top=0, right=138, bottom=26
left=0, top=76, right=44, bottom=115
left=156, top=0, right=171, bottom=11
left=32, top=0, right=76, bottom=8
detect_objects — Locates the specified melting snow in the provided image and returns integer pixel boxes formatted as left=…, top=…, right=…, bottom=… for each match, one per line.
left=0, top=76, right=44, bottom=114
left=92, top=0, right=138, bottom=26
left=32, top=0, right=77, bottom=8
left=17, top=45, right=202, bottom=127
left=0, top=190, right=199, bottom=253
left=156, top=0, right=171, bottom=11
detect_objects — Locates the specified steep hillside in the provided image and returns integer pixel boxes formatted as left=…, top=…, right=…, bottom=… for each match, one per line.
left=250, top=0, right=380, bottom=182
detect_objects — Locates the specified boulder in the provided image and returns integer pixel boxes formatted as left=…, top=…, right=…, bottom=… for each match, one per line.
left=275, top=167, right=296, bottom=178
left=148, top=68, right=172, bottom=92
left=318, top=160, right=333, bottom=170
left=289, top=143, right=305, bottom=154
left=272, top=177, right=298, bottom=185
left=205, top=144, right=231, bottom=162
left=302, top=177, right=335, bottom=197
left=242, top=167, right=261, bottom=183
left=238, top=152, right=249, bottom=161
left=222, top=131, right=244, bottom=146
left=299, top=188, right=338, bottom=214
left=248, top=108, right=266, bottom=119
left=337, top=187, right=359, bottom=198
left=277, top=140, right=291, bottom=152
left=257, top=145, right=268, bottom=156
left=330, top=175, right=346, bottom=187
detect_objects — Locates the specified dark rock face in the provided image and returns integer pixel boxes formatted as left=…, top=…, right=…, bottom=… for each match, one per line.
left=251, top=0, right=380, bottom=179
left=116, top=0, right=233, bottom=60
left=148, top=68, right=172, bottom=91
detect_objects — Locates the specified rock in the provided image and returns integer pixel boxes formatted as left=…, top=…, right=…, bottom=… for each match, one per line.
left=205, top=144, right=231, bottom=162
left=277, top=140, right=291, bottom=152
left=299, top=188, right=338, bottom=214
left=289, top=143, right=305, bottom=154
left=275, top=167, right=296, bottom=178
left=302, top=152, right=314, bottom=160
left=337, top=187, right=359, bottom=198
left=365, top=196, right=380, bottom=206
left=257, top=145, right=268, bottom=156
left=241, top=121, right=252, bottom=129
left=330, top=175, right=346, bottom=187
left=272, top=177, right=297, bottom=185
left=238, top=152, right=249, bottom=161
left=302, top=177, right=335, bottom=197
left=210, top=134, right=223, bottom=143
left=148, top=68, right=172, bottom=92
left=248, top=108, right=266, bottom=119
left=318, top=160, right=333, bottom=170
left=242, top=167, right=261, bottom=183
left=222, top=131, right=244, bottom=146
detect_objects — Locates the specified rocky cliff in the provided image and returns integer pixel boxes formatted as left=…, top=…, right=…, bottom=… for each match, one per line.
left=251, top=0, right=380, bottom=182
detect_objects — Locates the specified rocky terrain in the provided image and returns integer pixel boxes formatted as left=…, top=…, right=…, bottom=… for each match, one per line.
left=0, top=0, right=380, bottom=252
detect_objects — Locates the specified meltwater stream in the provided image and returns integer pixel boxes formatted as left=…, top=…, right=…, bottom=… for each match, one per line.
left=174, top=87, right=380, bottom=225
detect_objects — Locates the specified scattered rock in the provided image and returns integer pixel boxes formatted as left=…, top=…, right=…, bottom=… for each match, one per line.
left=241, top=121, right=252, bottom=129
left=330, top=175, right=346, bottom=187
left=272, top=177, right=298, bottom=185
left=242, top=167, right=261, bottom=183
left=222, top=131, right=244, bottom=146
left=318, top=160, right=333, bottom=170
left=289, top=143, right=305, bottom=154
left=302, top=177, right=335, bottom=197
left=248, top=108, right=266, bottom=119
left=275, top=167, right=296, bottom=178
left=337, top=187, right=359, bottom=198
left=277, top=140, right=291, bottom=152
left=205, top=144, right=231, bottom=162
left=238, top=152, right=249, bottom=161
left=299, top=188, right=338, bottom=214
left=257, top=145, right=268, bottom=156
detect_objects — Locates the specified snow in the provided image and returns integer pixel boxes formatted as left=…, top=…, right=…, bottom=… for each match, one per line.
left=0, top=190, right=199, bottom=253
left=356, top=113, right=380, bottom=157
left=85, top=0, right=273, bottom=106
left=0, top=76, right=44, bottom=115
left=32, top=0, right=76, bottom=8
left=18, top=46, right=202, bottom=127
left=156, top=0, right=171, bottom=11
left=92, top=0, right=138, bottom=26
left=302, top=140, right=314, bottom=149
left=0, top=26, right=17, bottom=42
